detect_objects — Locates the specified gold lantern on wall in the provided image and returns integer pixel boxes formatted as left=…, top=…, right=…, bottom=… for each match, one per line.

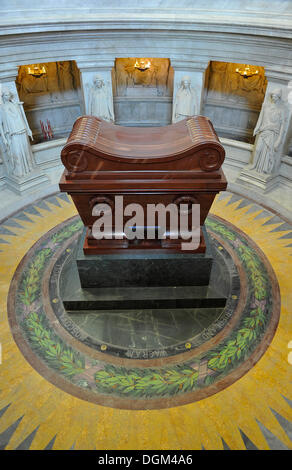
left=235, top=64, right=259, bottom=79
left=26, top=64, right=47, bottom=78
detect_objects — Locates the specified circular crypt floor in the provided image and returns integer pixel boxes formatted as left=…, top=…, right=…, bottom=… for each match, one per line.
left=0, top=190, right=292, bottom=449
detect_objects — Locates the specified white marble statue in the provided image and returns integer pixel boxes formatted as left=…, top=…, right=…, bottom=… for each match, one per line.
left=0, top=87, right=35, bottom=177
left=88, top=75, right=114, bottom=122
left=172, top=76, right=198, bottom=123
left=250, top=88, right=286, bottom=174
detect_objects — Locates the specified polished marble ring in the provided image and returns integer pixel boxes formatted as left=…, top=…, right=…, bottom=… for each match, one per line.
left=7, top=213, right=280, bottom=410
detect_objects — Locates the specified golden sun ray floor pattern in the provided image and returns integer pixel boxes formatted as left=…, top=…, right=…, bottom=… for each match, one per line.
left=0, top=191, right=291, bottom=450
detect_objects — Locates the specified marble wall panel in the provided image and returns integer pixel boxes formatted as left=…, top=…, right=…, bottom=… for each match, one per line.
left=16, top=61, right=82, bottom=142
left=202, top=61, right=267, bottom=143
left=114, top=97, right=172, bottom=127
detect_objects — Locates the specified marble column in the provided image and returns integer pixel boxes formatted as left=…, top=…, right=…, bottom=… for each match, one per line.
left=0, top=71, right=49, bottom=195
left=171, top=60, right=209, bottom=120
left=76, top=61, right=114, bottom=121
left=236, top=69, right=292, bottom=193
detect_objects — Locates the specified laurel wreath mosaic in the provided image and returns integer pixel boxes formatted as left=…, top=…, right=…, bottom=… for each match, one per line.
left=8, top=214, right=279, bottom=408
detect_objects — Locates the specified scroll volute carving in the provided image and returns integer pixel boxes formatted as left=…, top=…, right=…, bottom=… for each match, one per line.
left=199, top=149, right=223, bottom=172
left=186, top=117, right=225, bottom=171
left=61, top=148, right=88, bottom=173
left=61, top=116, right=101, bottom=173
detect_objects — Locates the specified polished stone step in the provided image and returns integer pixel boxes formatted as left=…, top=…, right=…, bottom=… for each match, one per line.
left=62, top=277, right=227, bottom=311
left=60, top=226, right=227, bottom=312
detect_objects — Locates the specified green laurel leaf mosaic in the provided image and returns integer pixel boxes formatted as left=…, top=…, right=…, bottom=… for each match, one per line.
left=14, top=215, right=275, bottom=399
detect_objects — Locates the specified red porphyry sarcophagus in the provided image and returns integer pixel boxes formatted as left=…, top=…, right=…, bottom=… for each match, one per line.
left=59, top=115, right=227, bottom=254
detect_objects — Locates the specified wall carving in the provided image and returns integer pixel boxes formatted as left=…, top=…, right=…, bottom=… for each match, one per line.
left=16, top=61, right=82, bottom=142
left=113, top=58, right=173, bottom=97
left=113, top=58, right=173, bottom=126
left=206, top=61, right=266, bottom=105
left=88, top=75, right=114, bottom=122
left=203, top=61, right=267, bottom=143
left=172, top=76, right=198, bottom=123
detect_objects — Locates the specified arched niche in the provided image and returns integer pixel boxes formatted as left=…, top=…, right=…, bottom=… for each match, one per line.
left=112, top=58, right=174, bottom=127
left=202, top=61, right=267, bottom=143
left=16, top=60, right=82, bottom=143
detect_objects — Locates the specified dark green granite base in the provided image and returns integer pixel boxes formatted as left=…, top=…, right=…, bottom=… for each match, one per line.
left=62, top=266, right=226, bottom=311
left=60, top=226, right=227, bottom=312
left=76, top=226, right=214, bottom=288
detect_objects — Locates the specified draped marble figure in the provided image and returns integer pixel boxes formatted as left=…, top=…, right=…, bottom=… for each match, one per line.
left=0, top=87, right=35, bottom=177
left=172, top=76, right=198, bottom=123
left=88, top=75, right=114, bottom=122
left=251, top=89, right=286, bottom=174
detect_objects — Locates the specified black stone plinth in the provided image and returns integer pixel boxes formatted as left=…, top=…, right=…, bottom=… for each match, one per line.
left=60, top=226, right=228, bottom=312
left=62, top=268, right=226, bottom=311
left=76, top=226, right=214, bottom=288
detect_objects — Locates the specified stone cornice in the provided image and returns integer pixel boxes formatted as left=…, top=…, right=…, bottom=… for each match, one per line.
left=265, top=67, right=292, bottom=84
left=0, top=30, right=290, bottom=69
left=0, top=20, right=291, bottom=40
left=0, top=28, right=290, bottom=50
left=76, top=61, right=114, bottom=72
left=171, top=60, right=210, bottom=72
left=0, top=68, right=19, bottom=82
left=0, top=4, right=291, bottom=83
left=0, top=4, right=292, bottom=38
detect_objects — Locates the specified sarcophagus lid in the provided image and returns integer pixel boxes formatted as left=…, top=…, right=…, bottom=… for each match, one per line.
left=60, top=115, right=226, bottom=192
left=59, top=116, right=227, bottom=254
